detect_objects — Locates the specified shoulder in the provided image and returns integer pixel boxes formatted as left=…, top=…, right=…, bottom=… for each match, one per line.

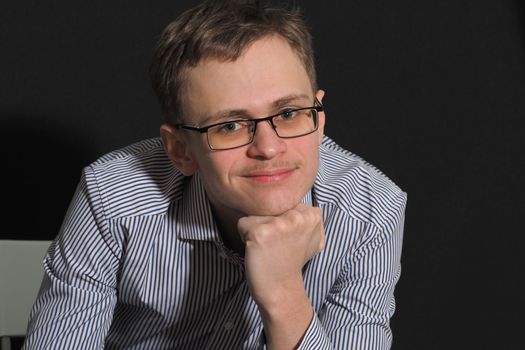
left=83, top=138, right=185, bottom=219
left=316, top=136, right=407, bottom=232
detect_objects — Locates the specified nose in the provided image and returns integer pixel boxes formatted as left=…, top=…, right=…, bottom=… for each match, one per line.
left=246, top=120, right=286, bottom=159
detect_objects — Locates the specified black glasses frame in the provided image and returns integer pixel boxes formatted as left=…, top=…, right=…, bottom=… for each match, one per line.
left=175, top=101, right=323, bottom=150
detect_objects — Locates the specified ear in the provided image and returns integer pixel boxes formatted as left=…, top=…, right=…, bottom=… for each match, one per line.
left=160, top=123, right=198, bottom=176
left=315, top=89, right=326, bottom=144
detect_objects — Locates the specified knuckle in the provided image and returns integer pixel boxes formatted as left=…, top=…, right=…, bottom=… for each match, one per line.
left=288, top=210, right=303, bottom=225
left=252, top=224, right=274, bottom=244
left=237, top=217, right=248, bottom=230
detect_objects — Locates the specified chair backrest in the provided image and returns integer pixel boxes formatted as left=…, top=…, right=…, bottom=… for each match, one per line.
left=0, top=240, right=52, bottom=337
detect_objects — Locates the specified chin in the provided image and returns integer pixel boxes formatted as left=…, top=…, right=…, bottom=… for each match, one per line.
left=243, top=195, right=303, bottom=216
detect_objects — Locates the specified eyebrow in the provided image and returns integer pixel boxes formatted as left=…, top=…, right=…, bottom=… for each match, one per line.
left=272, top=93, right=311, bottom=108
left=197, top=94, right=312, bottom=126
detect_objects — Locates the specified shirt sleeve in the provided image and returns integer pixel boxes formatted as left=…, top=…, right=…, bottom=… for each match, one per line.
left=23, top=167, right=122, bottom=349
left=297, top=197, right=406, bottom=350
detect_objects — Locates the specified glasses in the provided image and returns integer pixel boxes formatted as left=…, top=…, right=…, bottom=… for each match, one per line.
left=175, top=102, right=323, bottom=150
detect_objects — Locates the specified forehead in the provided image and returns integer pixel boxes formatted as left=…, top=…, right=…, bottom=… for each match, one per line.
left=181, top=35, right=314, bottom=123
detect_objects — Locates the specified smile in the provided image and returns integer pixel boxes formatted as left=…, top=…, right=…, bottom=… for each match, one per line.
left=242, top=168, right=296, bottom=183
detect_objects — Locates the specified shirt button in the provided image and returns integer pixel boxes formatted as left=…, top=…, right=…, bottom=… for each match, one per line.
left=224, top=320, right=235, bottom=330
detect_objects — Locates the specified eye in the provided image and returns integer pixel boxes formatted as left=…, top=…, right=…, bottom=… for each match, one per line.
left=280, top=109, right=297, bottom=121
left=215, top=121, right=246, bottom=134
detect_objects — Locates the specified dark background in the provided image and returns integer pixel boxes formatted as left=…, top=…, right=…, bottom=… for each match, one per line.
left=1, top=0, right=523, bottom=348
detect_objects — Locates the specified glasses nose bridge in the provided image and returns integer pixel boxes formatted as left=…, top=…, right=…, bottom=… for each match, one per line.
left=251, top=115, right=279, bottom=138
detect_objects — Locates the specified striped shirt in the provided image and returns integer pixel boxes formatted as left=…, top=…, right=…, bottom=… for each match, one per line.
left=23, top=136, right=406, bottom=349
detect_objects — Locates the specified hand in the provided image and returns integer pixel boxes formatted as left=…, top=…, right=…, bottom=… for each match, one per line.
left=237, top=203, right=325, bottom=310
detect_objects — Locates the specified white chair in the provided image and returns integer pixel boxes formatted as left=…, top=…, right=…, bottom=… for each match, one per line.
left=0, top=240, right=52, bottom=350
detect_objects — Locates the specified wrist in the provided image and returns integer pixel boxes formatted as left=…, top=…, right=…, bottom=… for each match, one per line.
left=256, top=277, right=311, bottom=321
left=258, top=286, right=313, bottom=350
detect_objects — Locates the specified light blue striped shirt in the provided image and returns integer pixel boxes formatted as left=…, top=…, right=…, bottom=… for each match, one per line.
left=23, top=136, right=406, bottom=349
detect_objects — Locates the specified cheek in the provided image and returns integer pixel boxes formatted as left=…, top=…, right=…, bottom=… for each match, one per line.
left=300, top=139, right=321, bottom=180
left=294, top=136, right=321, bottom=161
left=197, top=152, right=240, bottom=186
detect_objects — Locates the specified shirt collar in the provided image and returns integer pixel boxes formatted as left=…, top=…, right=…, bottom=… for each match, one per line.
left=176, top=173, right=221, bottom=242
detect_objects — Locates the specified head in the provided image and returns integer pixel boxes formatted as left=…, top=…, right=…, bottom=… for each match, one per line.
left=152, top=0, right=326, bottom=224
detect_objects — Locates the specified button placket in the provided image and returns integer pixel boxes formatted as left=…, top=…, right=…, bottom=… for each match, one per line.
left=205, top=281, right=260, bottom=350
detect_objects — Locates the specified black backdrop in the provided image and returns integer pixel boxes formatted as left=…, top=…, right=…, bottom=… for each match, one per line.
left=1, top=0, right=523, bottom=348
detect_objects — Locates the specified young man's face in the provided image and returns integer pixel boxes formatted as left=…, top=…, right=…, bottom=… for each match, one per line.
left=168, top=35, right=325, bottom=219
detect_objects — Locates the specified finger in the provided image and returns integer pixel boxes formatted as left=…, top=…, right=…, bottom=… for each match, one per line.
left=237, top=215, right=273, bottom=242
left=238, top=215, right=273, bottom=228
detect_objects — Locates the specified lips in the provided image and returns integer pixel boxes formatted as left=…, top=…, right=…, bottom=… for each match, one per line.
left=242, top=167, right=296, bottom=183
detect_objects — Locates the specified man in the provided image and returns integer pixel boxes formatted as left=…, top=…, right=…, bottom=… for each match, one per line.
left=23, top=1, right=406, bottom=349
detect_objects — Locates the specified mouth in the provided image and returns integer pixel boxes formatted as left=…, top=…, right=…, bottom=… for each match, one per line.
left=242, top=168, right=296, bottom=183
